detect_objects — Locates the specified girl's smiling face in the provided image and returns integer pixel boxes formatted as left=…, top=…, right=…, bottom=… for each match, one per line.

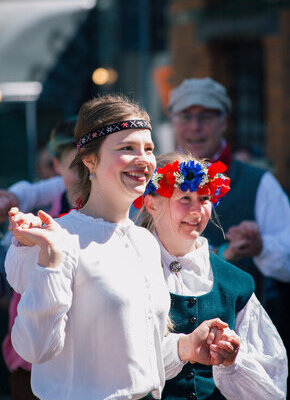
left=93, top=126, right=156, bottom=203
left=146, top=188, right=212, bottom=256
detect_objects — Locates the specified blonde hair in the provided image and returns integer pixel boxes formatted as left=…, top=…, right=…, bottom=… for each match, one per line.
left=71, top=94, right=150, bottom=205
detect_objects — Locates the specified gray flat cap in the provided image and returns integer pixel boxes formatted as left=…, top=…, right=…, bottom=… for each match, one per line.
left=168, top=77, right=232, bottom=114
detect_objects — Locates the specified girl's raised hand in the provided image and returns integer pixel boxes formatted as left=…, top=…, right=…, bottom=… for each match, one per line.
left=12, top=209, right=64, bottom=269
left=9, top=207, right=43, bottom=246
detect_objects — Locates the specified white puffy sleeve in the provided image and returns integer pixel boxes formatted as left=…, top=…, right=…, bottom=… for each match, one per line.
left=162, top=333, right=186, bottom=379
left=5, top=238, right=40, bottom=294
left=11, top=240, right=78, bottom=365
left=213, top=294, right=287, bottom=400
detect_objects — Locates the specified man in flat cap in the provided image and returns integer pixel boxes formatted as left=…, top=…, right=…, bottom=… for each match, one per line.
left=168, top=77, right=290, bottom=288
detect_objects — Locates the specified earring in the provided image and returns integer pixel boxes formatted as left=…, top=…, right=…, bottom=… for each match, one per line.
left=89, top=172, right=96, bottom=180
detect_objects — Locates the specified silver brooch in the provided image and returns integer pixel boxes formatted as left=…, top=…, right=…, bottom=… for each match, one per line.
left=169, top=261, right=182, bottom=272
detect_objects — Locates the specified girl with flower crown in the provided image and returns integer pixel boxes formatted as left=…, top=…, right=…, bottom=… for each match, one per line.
left=4, top=95, right=238, bottom=400
left=136, top=152, right=287, bottom=400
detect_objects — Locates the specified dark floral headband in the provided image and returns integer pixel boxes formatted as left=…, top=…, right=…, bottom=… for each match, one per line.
left=77, top=119, right=152, bottom=149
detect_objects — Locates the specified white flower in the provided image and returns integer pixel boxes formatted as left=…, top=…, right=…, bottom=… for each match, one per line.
left=174, top=171, right=184, bottom=186
left=199, top=167, right=210, bottom=187
left=152, top=172, right=162, bottom=189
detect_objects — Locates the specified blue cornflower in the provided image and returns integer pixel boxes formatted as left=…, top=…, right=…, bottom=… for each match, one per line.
left=179, top=161, right=205, bottom=192
left=144, top=179, right=157, bottom=195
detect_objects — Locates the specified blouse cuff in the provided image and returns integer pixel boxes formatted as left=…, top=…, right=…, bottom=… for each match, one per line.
left=162, top=333, right=186, bottom=380
left=213, top=353, right=241, bottom=376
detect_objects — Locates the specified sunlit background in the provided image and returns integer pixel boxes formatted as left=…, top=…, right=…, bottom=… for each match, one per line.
left=0, top=0, right=289, bottom=189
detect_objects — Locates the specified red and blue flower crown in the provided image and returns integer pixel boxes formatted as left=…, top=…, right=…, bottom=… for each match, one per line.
left=133, top=159, right=230, bottom=209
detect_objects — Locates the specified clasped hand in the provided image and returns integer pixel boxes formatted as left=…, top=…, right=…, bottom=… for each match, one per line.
left=224, top=220, right=263, bottom=261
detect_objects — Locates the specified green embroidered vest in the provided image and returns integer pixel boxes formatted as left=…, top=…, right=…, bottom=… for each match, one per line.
left=204, top=159, right=265, bottom=300
left=161, top=253, right=255, bottom=400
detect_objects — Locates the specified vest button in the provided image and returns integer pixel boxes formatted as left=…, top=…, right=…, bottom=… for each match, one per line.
left=185, top=371, right=194, bottom=381
left=187, top=392, right=196, bottom=399
left=188, top=298, right=196, bottom=307
left=189, top=316, right=197, bottom=324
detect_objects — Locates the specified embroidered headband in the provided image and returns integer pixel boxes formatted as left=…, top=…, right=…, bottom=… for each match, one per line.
left=77, top=119, right=152, bottom=149
left=133, top=160, right=231, bottom=209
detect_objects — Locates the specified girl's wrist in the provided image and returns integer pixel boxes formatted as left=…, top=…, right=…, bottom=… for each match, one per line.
left=178, top=334, right=195, bottom=364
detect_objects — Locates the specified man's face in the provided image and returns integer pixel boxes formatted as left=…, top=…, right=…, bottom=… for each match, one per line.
left=171, top=105, right=227, bottom=159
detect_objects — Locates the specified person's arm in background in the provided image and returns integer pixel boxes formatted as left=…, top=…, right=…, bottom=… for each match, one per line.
left=0, top=176, right=65, bottom=224
left=222, top=172, right=290, bottom=282
left=252, top=172, right=290, bottom=282
left=212, top=293, right=287, bottom=400
left=8, top=176, right=65, bottom=214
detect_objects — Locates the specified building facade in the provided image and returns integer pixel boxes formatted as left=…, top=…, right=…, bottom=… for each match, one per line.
left=168, top=0, right=290, bottom=191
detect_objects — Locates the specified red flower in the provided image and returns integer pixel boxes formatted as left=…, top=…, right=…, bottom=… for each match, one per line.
left=156, top=178, right=175, bottom=197
left=212, top=177, right=223, bottom=186
left=208, top=161, right=227, bottom=179
left=198, top=175, right=231, bottom=203
left=211, top=195, right=219, bottom=204
left=133, top=196, right=144, bottom=209
left=224, top=177, right=230, bottom=186
left=155, top=161, right=180, bottom=198
left=219, top=185, right=230, bottom=196
left=157, top=161, right=179, bottom=179
left=197, top=186, right=211, bottom=196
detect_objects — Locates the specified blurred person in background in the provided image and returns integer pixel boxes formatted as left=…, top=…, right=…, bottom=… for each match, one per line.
left=167, top=77, right=290, bottom=396
left=36, top=146, right=57, bottom=180
left=1, top=117, right=79, bottom=400
left=167, top=77, right=290, bottom=287
left=0, top=117, right=79, bottom=226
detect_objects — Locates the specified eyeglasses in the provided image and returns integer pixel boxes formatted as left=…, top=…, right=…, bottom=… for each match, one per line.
left=173, top=111, right=225, bottom=126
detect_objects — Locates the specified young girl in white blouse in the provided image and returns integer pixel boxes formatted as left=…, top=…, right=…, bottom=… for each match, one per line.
left=5, top=95, right=237, bottom=400
left=136, top=152, right=288, bottom=400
